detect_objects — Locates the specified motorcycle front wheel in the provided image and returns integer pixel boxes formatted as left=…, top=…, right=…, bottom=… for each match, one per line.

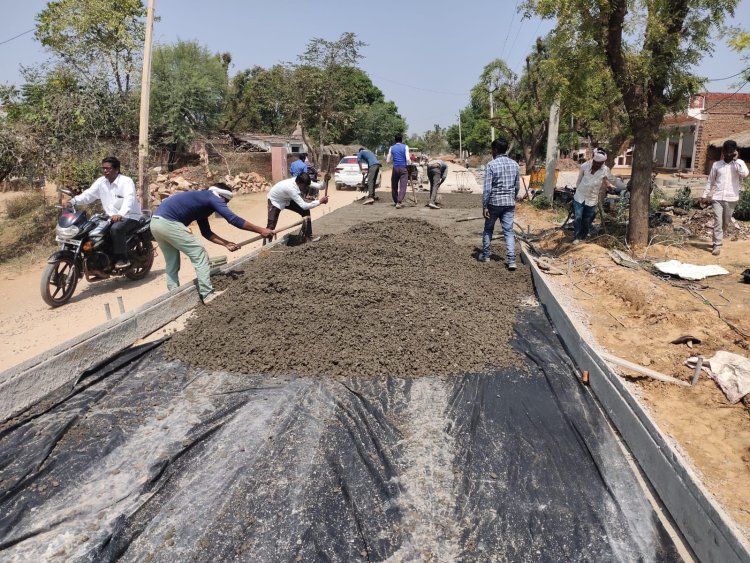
left=41, top=257, right=79, bottom=307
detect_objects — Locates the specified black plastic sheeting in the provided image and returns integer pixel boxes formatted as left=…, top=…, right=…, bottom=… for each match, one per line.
left=0, top=306, right=682, bottom=562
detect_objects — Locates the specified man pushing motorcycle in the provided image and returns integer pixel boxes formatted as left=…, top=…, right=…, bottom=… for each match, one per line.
left=67, top=156, right=141, bottom=269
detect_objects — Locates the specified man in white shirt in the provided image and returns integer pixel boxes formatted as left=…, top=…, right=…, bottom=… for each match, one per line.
left=69, top=156, right=142, bottom=268
left=701, top=139, right=749, bottom=256
left=572, top=148, right=623, bottom=244
left=266, top=172, right=330, bottom=242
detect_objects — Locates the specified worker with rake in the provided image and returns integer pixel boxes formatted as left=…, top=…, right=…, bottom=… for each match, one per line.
left=266, top=172, right=330, bottom=243
left=150, top=183, right=273, bottom=304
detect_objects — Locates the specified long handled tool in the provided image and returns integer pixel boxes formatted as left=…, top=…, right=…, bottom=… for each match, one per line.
left=208, top=218, right=310, bottom=267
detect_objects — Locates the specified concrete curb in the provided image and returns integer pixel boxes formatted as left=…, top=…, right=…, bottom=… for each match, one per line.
left=521, top=247, right=750, bottom=563
left=0, top=237, right=287, bottom=423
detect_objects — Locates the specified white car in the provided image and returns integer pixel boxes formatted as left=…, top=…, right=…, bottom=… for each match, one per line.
left=334, top=156, right=381, bottom=190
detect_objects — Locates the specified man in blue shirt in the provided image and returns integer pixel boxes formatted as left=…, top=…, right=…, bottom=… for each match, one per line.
left=150, top=183, right=274, bottom=303
left=480, top=139, right=520, bottom=270
left=357, top=147, right=381, bottom=205
left=290, top=153, right=308, bottom=177
left=386, top=134, right=410, bottom=208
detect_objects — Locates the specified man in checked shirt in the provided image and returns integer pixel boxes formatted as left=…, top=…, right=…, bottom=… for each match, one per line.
left=479, top=138, right=520, bottom=270
left=700, top=139, right=748, bottom=256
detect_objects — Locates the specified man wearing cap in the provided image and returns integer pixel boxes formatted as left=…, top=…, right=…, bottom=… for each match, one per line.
left=572, top=148, right=623, bottom=244
left=701, top=139, right=749, bottom=256
left=150, top=182, right=274, bottom=304
left=266, top=171, right=330, bottom=242
left=426, top=159, right=449, bottom=209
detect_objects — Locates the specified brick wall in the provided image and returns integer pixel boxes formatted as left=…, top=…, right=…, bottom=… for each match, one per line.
left=694, top=94, right=750, bottom=174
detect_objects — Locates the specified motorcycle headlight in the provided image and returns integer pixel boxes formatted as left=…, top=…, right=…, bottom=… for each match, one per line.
left=56, top=224, right=80, bottom=238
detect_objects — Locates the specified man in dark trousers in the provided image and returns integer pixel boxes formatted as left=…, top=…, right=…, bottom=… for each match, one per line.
left=266, top=172, right=330, bottom=241
left=150, top=183, right=273, bottom=304
left=68, top=156, right=141, bottom=269
left=386, top=134, right=410, bottom=208
left=480, top=139, right=520, bottom=270
left=426, top=159, right=448, bottom=209
left=357, top=147, right=381, bottom=205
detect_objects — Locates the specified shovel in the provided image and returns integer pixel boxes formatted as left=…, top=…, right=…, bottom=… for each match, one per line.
left=208, top=218, right=310, bottom=267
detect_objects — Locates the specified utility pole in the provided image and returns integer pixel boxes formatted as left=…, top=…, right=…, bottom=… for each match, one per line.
left=458, top=113, right=463, bottom=164
left=138, top=0, right=156, bottom=211
left=542, top=98, right=560, bottom=201
left=489, top=89, right=495, bottom=142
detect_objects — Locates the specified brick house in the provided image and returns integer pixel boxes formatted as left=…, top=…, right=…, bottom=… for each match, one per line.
left=652, top=92, right=750, bottom=175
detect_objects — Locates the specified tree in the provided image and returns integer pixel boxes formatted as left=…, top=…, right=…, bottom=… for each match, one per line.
left=290, top=32, right=367, bottom=164
left=150, top=40, right=229, bottom=164
left=35, top=0, right=147, bottom=95
left=223, top=65, right=295, bottom=134
left=524, top=0, right=735, bottom=247
left=342, top=102, right=406, bottom=149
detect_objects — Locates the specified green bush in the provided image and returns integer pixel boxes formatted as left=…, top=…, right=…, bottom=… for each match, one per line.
left=672, top=186, right=694, bottom=210
left=530, top=194, right=552, bottom=210
left=5, top=191, right=46, bottom=219
left=650, top=185, right=667, bottom=211
left=734, top=188, right=750, bottom=221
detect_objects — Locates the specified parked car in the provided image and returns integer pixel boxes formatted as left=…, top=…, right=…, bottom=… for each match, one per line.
left=334, top=156, right=381, bottom=191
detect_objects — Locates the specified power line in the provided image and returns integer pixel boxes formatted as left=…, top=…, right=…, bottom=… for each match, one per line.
left=499, top=1, right=521, bottom=62
left=701, top=80, right=750, bottom=113
left=367, top=73, right=468, bottom=97
left=0, top=29, right=34, bottom=47
left=705, top=68, right=750, bottom=82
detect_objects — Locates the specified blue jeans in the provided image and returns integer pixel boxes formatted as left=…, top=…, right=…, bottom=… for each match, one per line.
left=481, top=204, right=515, bottom=262
left=573, top=200, right=597, bottom=241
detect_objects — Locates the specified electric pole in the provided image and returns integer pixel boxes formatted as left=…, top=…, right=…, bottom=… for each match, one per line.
left=543, top=98, right=560, bottom=201
left=458, top=113, right=463, bottom=164
left=489, top=89, right=495, bottom=142
left=138, top=0, right=156, bottom=211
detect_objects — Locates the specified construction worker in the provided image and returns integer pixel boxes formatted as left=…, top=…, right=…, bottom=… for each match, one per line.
left=572, top=148, right=623, bottom=244
left=290, top=153, right=308, bottom=177
left=386, top=134, right=410, bottom=208
left=266, top=172, right=330, bottom=242
left=480, top=139, right=519, bottom=270
left=358, top=147, right=381, bottom=205
left=426, top=159, right=448, bottom=209
left=150, top=183, right=273, bottom=304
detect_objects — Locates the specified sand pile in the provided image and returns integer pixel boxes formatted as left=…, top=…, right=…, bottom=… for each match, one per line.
left=166, top=218, right=533, bottom=377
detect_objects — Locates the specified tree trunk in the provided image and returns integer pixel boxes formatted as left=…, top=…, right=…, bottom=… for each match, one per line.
left=627, top=126, right=656, bottom=247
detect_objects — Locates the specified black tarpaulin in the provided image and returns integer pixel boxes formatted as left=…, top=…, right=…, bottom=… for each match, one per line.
left=0, top=307, right=681, bottom=561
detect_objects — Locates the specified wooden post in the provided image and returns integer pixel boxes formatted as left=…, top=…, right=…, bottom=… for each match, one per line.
left=137, top=0, right=156, bottom=211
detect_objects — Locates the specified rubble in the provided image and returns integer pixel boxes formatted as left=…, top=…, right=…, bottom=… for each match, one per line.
left=149, top=166, right=271, bottom=201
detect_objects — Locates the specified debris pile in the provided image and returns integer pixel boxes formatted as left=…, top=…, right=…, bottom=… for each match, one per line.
left=166, top=217, right=533, bottom=377
left=680, top=207, right=750, bottom=240
left=150, top=169, right=271, bottom=201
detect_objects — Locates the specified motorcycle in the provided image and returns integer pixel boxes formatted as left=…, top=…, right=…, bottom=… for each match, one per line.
left=40, top=188, right=155, bottom=307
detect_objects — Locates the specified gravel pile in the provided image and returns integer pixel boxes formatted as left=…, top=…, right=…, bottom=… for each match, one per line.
left=165, top=217, right=532, bottom=377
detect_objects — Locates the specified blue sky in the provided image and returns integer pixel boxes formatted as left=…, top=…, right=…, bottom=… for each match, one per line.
left=1, top=0, right=748, bottom=135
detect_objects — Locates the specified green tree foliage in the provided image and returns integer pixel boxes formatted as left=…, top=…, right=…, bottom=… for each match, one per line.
left=290, top=32, right=368, bottom=163
left=524, top=0, right=734, bottom=247
left=223, top=65, right=295, bottom=134
left=35, top=0, right=147, bottom=94
left=150, top=40, right=229, bottom=153
left=341, top=101, right=406, bottom=149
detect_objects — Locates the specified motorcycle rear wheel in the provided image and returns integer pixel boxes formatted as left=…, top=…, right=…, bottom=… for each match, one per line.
left=125, top=238, right=154, bottom=280
left=41, top=257, right=78, bottom=307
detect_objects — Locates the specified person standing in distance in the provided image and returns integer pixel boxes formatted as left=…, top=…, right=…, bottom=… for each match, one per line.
left=386, top=134, right=410, bottom=208
left=480, top=139, right=520, bottom=270
left=68, top=156, right=142, bottom=269
left=150, top=183, right=273, bottom=304
left=571, top=148, right=622, bottom=244
left=358, top=147, right=381, bottom=205
left=701, top=139, right=749, bottom=256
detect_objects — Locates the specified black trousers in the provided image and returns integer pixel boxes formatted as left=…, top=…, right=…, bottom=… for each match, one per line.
left=110, top=218, right=140, bottom=258
left=267, top=201, right=312, bottom=237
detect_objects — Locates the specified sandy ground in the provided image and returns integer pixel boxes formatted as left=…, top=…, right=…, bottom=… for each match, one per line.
left=2, top=163, right=748, bottom=545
